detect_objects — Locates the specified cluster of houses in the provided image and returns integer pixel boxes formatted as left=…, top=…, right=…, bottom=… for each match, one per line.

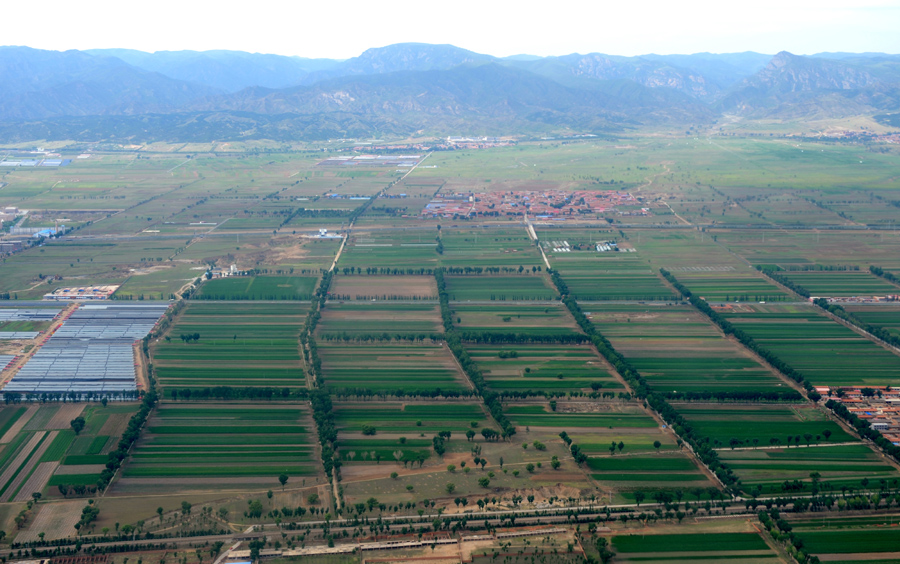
left=821, top=386, right=900, bottom=445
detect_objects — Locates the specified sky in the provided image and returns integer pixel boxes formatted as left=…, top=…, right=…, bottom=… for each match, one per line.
left=4, top=0, right=899, bottom=59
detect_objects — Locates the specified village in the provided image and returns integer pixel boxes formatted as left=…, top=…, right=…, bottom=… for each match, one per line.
left=421, top=189, right=648, bottom=219
left=822, top=387, right=900, bottom=445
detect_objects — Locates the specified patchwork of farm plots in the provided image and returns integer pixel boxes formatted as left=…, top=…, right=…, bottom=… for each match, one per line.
left=0, top=403, right=138, bottom=501
left=121, top=404, right=318, bottom=487
left=152, top=303, right=309, bottom=390
left=334, top=403, right=491, bottom=465
left=195, top=275, right=318, bottom=300
left=670, top=271, right=790, bottom=301
left=466, top=344, right=622, bottom=394
left=778, top=270, right=900, bottom=297
left=451, top=303, right=581, bottom=338
left=444, top=275, right=557, bottom=301
left=504, top=401, right=712, bottom=496
left=505, top=405, right=711, bottom=491
left=589, top=305, right=787, bottom=394
left=439, top=229, right=544, bottom=269
left=550, top=253, right=676, bottom=301
left=318, top=342, right=469, bottom=395
left=723, top=304, right=900, bottom=386
left=676, top=404, right=899, bottom=493
left=844, top=304, right=900, bottom=338
left=317, top=303, right=442, bottom=338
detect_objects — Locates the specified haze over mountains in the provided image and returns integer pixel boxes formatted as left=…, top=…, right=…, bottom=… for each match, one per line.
left=0, top=43, right=898, bottom=141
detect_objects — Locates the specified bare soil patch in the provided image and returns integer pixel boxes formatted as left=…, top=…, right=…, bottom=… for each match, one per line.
left=331, top=275, right=437, bottom=299
left=13, top=461, right=60, bottom=501
left=98, top=413, right=132, bottom=438
left=55, top=464, right=106, bottom=475
left=16, top=499, right=83, bottom=542
left=46, top=404, right=86, bottom=429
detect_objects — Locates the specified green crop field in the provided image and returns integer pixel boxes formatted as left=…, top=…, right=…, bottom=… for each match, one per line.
left=318, top=342, right=468, bottom=395
left=196, top=275, right=318, bottom=300
left=444, top=275, right=557, bottom=301
left=724, top=304, right=900, bottom=386
left=589, top=304, right=787, bottom=394
left=667, top=270, right=790, bottom=302
left=545, top=248, right=677, bottom=301
left=440, top=228, right=545, bottom=269
left=778, top=270, right=900, bottom=297
left=334, top=402, right=492, bottom=464
left=677, top=404, right=899, bottom=494
left=152, top=302, right=309, bottom=390
left=466, top=344, right=622, bottom=394
left=451, top=303, right=580, bottom=337
left=845, top=304, right=900, bottom=339
left=123, top=403, right=318, bottom=484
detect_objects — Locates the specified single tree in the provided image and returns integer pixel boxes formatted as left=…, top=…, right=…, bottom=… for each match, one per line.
left=70, top=416, right=86, bottom=435
left=278, top=474, right=288, bottom=491
left=634, top=491, right=646, bottom=506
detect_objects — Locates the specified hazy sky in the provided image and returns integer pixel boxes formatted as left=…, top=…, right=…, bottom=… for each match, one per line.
left=4, top=0, right=899, bottom=59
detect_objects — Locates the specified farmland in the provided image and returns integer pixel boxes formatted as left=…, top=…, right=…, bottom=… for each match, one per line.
left=723, top=303, right=900, bottom=386
left=777, top=270, right=900, bottom=297
left=589, top=304, right=788, bottom=395
left=152, top=302, right=309, bottom=391
left=676, top=404, right=899, bottom=494
left=545, top=248, right=677, bottom=301
left=465, top=344, right=622, bottom=394
left=439, top=228, right=545, bottom=269
left=451, top=303, right=580, bottom=337
left=611, top=531, right=774, bottom=562
left=444, top=275, right=557, bottom=301
left=788, top=515, right=900, bottom=560
left=119, top=403, right=319, bottom=492
left=666, top=270, right=790, bottom=302
left=0, top=403, right=139, bottom=501
left=1, top=135, right=900, bottom=551
left=195, top=275, right=318, bottom=300
left=317, top=303, right=442, bottom=338
left=329, top=275, right=437, bottom=300
left=318, top=342, right=470, bottom=395
left=334, top=402, right=492, bottom=465
left=844, top=303, right=900, bottom=338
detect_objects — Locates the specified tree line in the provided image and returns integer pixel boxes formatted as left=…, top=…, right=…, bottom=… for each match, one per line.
left=301, top=270, right=340, bottom=481
left=661, top=268, right=821, bottom=402
left=870, top=265, right=900, bottom=286
left=441, top=266, right=543, bottom=275
left=326, top=294, right=437, bottom=301
left=338, top=267, right=435, bottom=275
left=458, top=332, right=589, bottom=345
left=435, top=268, right=516, bottom=439
left=168, top=386, right=305, bottom=401
left=317, top=333, right=443, bottom=343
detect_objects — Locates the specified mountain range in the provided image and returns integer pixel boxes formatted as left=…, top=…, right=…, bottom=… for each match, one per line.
left=0, top=43, right=898, bottom=142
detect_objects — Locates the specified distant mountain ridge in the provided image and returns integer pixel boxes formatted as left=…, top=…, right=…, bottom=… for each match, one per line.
left=0, top=43, right=898, bottom=141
